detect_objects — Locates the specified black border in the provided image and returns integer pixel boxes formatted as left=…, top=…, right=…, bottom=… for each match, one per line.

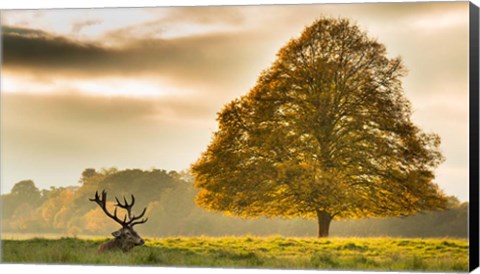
left=469, top=1, right=480, bottom=272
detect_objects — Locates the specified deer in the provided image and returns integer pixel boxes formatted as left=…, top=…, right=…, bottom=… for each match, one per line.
left=89, top=190, right=148, bottom=253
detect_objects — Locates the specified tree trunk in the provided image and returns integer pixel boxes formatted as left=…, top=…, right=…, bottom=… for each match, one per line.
left=316, top=210, right=332, bottom=238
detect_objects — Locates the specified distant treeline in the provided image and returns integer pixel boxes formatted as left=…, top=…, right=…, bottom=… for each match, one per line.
left=1, top=168, right=468, bottom=238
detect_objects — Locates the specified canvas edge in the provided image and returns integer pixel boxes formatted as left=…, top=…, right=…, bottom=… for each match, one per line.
left=0, top=10, right=4, bottom=263
left=469, top=1, right=480, bottom=272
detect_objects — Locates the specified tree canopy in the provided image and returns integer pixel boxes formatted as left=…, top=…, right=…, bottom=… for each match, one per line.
left=191, top=17, right=447, bottom=237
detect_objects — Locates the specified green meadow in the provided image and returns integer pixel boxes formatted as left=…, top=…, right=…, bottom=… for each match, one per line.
left=1, top=236, right=468, bottom=271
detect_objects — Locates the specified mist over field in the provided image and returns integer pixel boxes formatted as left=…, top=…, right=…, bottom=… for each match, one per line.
left=1, top=168, right=468, bottom=238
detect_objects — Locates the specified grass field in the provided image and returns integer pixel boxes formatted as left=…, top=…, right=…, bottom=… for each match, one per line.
left=1, top=236, right=468, bottom=271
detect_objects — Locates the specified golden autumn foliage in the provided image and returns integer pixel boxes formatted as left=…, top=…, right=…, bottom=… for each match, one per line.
left=191, top=17, right=447, bottom=237
left=83, top=203, right=119, bottom=234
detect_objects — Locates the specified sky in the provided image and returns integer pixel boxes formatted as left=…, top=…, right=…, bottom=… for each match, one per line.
left=0, top=1, right=471, bottom=202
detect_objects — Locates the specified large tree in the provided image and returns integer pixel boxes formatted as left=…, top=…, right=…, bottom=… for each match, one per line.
left=191, top=18, right=447, bottom=237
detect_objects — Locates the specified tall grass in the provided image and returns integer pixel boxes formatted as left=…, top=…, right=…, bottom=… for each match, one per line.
left=1, top=236, right=468, bottom=271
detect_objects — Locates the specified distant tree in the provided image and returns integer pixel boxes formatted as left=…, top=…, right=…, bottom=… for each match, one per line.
left=192, top=17, right=447, bottom=237
left=69, top=168, right=119, bottom=214
left=38, top=187, right=69, bottom=227
left=11, top=180, right=41, bottom=200
left=1, top=180, right=43, bottom=231
left=3, top=180, right=41, bottom=215
left=79, top=168, right=97, bottom=184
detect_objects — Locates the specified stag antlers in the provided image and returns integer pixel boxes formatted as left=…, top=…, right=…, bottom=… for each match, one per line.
left=89, top=190, right=148, bottom=227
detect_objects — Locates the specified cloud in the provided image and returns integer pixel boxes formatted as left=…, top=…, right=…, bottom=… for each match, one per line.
left=2, top=25, right=275, bottom=93
left=2, top=89, right=217, bottom=128
left=125, top=5, right=246, bottom=39
left=161, top=6, right=245, bottom=25
left=3, top=2, right=469, bottom=82
left=71, top=19, right=103, bottom=33
left=2, top=26, right=115, bottom=72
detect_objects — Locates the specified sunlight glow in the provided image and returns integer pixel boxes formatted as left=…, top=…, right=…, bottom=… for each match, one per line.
left=74, top=79, right=170, bottom=97
left=2, top=74, right=56, bottom=95
left=2, top=73, right=180, bottom=97
left=159, top=22, right=240, bottom=39
left=410, top=10, right=467, bottom=30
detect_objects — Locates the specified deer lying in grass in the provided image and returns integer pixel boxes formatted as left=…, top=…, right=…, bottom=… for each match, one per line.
left=89, top=190, right=148, bottom=253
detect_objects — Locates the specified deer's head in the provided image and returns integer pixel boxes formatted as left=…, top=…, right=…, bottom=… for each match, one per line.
left=89, top=190, right=148, bottom=252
